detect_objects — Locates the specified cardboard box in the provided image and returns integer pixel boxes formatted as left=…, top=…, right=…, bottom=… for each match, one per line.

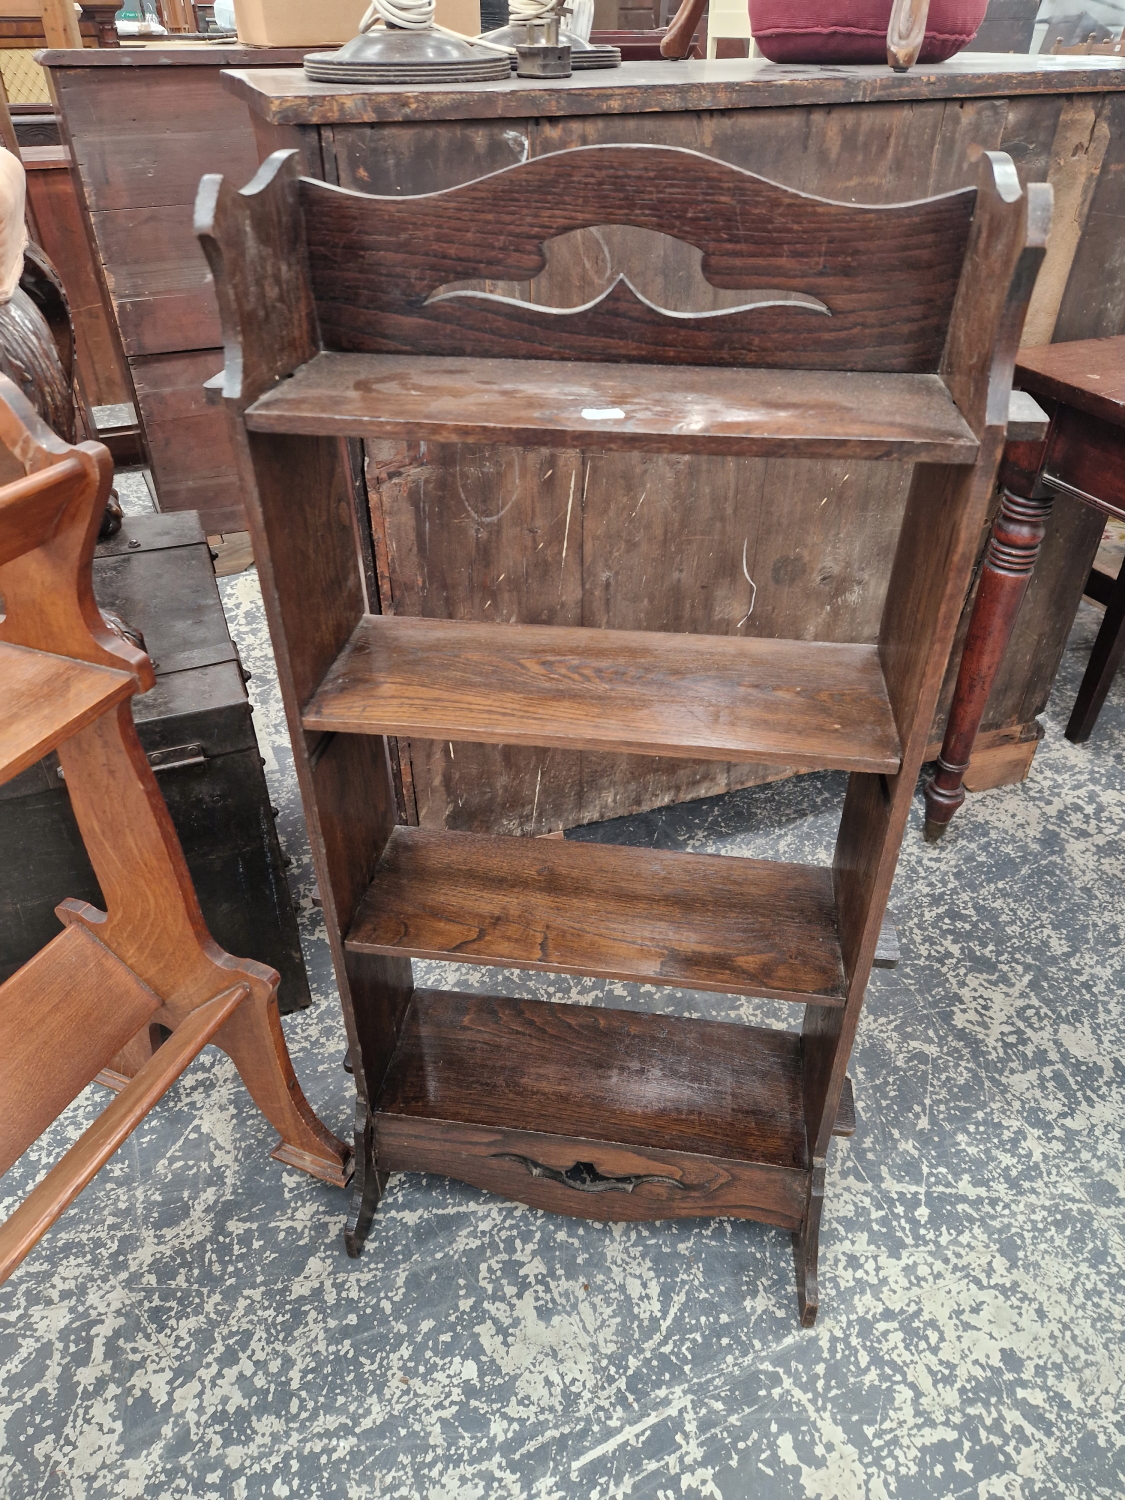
left=233, top=0, right=480, bottom=45
left=233, top=0, right=367, bottom=47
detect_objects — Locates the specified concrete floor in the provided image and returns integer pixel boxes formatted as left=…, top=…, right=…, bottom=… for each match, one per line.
left=0, top=552, right=1122, bottom=1499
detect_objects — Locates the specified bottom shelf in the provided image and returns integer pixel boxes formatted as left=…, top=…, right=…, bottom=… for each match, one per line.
left=375, top=990, right=853, bottom=1228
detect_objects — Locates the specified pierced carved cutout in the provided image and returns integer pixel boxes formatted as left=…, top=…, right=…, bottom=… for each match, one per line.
left=426, top=225, right=831, bottom=322
left=494, top=1152, right=687, bottom=1193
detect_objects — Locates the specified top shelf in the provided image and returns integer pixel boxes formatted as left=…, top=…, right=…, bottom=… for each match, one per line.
left=245, top=354, right=980, bottom=461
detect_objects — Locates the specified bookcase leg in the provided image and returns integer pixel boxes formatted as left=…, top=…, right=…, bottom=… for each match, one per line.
left=793, top=1159, right=826, bottom=1327
left=344, top=1102, right=385, bottom=1257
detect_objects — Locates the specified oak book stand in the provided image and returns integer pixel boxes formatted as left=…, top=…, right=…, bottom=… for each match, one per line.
left=198, top=143, right=1050, bottom=1323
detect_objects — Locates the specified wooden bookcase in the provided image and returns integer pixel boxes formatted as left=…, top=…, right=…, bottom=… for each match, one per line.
left=198, top=141, right=1049, bottom=1323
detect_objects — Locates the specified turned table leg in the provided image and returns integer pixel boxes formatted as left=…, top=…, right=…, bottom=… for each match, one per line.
left=924, top=442, right=1052, bottom=840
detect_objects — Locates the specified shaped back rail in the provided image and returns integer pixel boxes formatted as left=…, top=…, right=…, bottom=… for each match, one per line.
left=297, top=145, right=977, bottom=370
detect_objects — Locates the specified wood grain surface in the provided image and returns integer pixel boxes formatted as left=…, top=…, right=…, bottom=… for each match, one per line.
left=380, top=989, right=809, bottom=1164
left=1016, top=334, right=1125, bottom=427
left=1042, top=405, right=1125, bottom=520
left=0, top=640, right=135, bottom=784
left=0, top=982, right=248, bottom=1284
left=374, top=988, right=812, bottom=1225
left=347, top=826, right=845, bottom=1002
left=220, top=55, right=1125, bottom=127
left=302, top=614, right=903, bottom=772
left=0, top=924, right=160, bottom=1176
left=300, top=147, right=975, bottom=369
left=247, top=354, right=980, bottom=458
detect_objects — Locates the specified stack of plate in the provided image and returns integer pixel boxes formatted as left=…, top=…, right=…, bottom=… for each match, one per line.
left=547, top=39, right=621, bottom=68
left=480, top=24, right=621, bottom=67
left=483, top=26, right=627, bottom=67
left=304, top=29, right=512, bottom=85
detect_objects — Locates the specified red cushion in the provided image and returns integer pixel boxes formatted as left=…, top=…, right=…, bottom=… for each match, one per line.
left=749, top=0, right=987, bottom=64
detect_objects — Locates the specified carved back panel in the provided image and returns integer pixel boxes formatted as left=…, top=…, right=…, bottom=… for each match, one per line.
left=299, top=144, right=978, bottom=371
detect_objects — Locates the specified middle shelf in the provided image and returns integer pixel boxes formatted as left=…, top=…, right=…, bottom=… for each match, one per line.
left=346, top=827, right=846, bottom=1005
left=303, top=616, right=903, bottom=774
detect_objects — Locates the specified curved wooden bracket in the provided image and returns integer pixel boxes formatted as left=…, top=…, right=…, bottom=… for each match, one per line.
left=659, top=0, right=705, bottom=58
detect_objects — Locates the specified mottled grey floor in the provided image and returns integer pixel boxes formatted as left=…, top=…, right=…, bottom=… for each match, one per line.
left=1, top=539, right=1122, bottom=1498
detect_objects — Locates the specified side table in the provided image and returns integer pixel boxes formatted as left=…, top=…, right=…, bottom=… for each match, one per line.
left=924, top=335, right=1125, bottom=837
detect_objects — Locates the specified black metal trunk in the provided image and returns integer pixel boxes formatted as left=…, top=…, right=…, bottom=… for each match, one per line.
left=0, top=512, right=311, bottom=1013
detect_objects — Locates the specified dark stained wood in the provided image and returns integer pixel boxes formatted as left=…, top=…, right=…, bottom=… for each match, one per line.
left=39, top=45, right=315, bottom=66
left=1066, top=558, right=1125, bottom=742
left=39, top=47, right=320, bottom=530
left=195, top=151, right=416, bottom=1247
left=129, top=350, right=243, bottom=533
left=303, top=614, right=903, bottom=772
left=942, top=154, right=1053, bottom=436
left=300, top=149, right=975, bottom=370
left=924, top=477, right=1054, bottom=835
left=220, top=55, right=1125, bottom=128
left=804, top=157, right=1047, bottom=1186
left=0, top=924, right=160, bottom=1176
left=383, top=990, right=809, bottom=1164
left=381, top=1113, right=808, bottom=1227
left=312, top=88, right=1118, bottom=839
left=347, top=826, right=845, bottom=1002
left=21, top=144, right=131, bottom=409
left=929, top=329, right=1125, bottom=825
left=1016, top=334, right=1125, bottom=427
left=375, top=989, right=809, bottom=1226
left=209, top=94, right=1057, bottom=1319
left=1042, top=405, right=1125, bottom=521
left=248, top=354, right=979, bottom=458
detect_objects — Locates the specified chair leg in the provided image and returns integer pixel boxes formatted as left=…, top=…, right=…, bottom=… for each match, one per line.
left=55, top=703, right=351, bottom=1186
left=924, top=483, right=1054, bottom=839
left=213, top=983, right=353, bottom=1186
left=1065, top=562, right=1125, bottom=743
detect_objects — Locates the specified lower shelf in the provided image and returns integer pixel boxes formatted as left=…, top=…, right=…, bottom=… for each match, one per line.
left=347, top=827, right=846, bottom=1005
left=377, top=989, right=814, bottom=1226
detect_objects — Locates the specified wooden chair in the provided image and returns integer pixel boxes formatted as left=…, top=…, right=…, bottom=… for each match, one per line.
left=0, top=377, right=349, bottom=1286
left=197, top=140, right=1050, bottom=1323
left=1051, top=32, right=1124, bottom=57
